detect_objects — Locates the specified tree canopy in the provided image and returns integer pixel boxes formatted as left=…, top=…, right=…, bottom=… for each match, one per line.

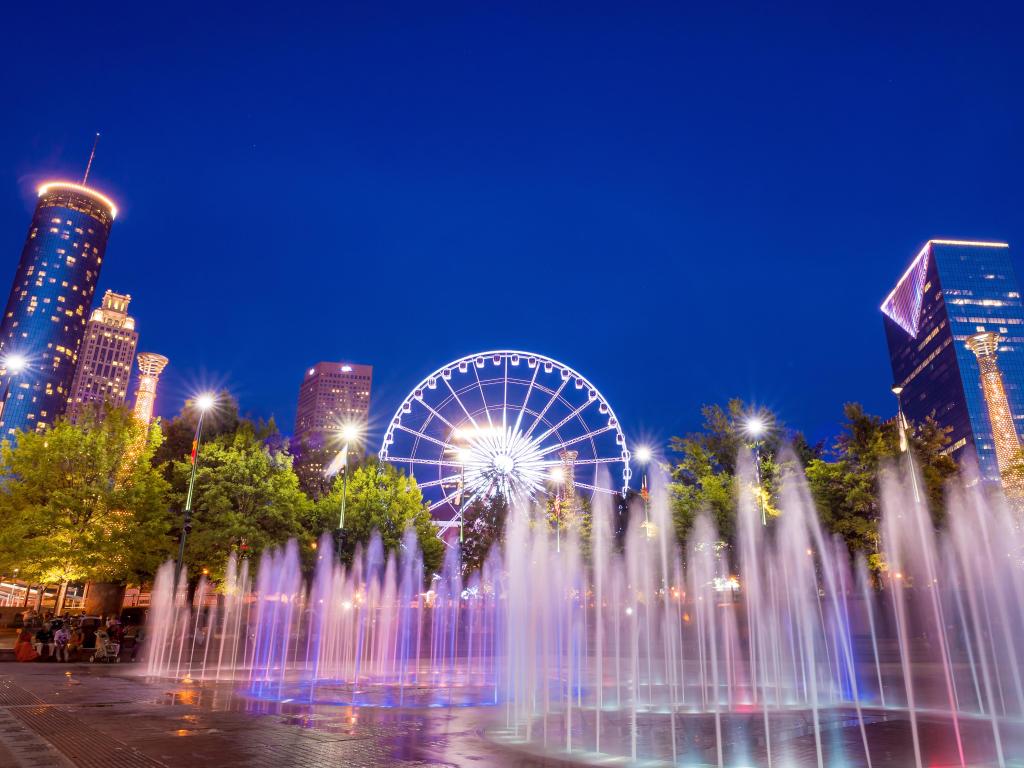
left=0, top=406, right=172, bottom=586
left=168, top=420, right=312, bottom=580
left=312, top=460, right=444, bottom=575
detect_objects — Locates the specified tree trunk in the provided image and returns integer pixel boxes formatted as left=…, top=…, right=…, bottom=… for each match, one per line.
left=83, top=582, right=126, bottom=618
left=54, top=581, right=69, bottom=616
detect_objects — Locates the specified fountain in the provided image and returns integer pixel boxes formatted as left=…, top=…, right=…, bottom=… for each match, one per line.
left=145, top=453, right=1024, bottom=767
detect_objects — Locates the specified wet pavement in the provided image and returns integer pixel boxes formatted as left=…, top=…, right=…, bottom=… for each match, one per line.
left=0, top=664, right=523, bottom=768
left=1, top=664, right=1022, bottom=767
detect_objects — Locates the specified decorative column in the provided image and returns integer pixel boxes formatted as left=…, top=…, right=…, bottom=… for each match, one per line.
left=133, top=353, right=169, bottom=424
left=966, top=332, right=1024, bottom=498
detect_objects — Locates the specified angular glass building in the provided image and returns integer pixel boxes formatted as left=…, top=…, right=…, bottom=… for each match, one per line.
left=0, top=182, right=116, bottom=436
left=882, top=239, right=1024, bottom=480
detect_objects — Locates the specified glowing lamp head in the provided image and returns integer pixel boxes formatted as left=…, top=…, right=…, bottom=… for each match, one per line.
left=744, top=416, right=766, bottom=439
left=548, top=467, right=565, bottom=484
left=341, top=424, right=360, bottom=443
left=635, top=446, right=653, bottom=464
left=195, top=393, right=216, bottom=412
left=4, top=354, right=27, bottom=374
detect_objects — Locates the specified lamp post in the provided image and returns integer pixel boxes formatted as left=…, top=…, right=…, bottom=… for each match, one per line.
left=744, top=416, right=768, bottom=525
left=635, top=446, right=653, bottom=532
left=892, top=385, right=921, bottom=503
left=175, top=393, right=216, bottom=583
left=0, top=354, right=28, bottom=425
left=326, top=423, right=361, bottom=530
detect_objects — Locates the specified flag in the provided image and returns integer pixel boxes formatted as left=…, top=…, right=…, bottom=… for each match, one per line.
left=897, top=410, right=909, bottom=453
left=324, top=444, right=349, bottom=477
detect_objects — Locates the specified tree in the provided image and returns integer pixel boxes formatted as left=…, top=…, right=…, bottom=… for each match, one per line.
left=804, top=403, right=957, bottom=561
left=460, top=493, right=508, bottom=575
left=169, top=421, right=312, bottom=580
left=0, top=406, right=172, bottom=597
left=312, top=461, right=444, bottom=576
left=667, top=399, right=785, bottom=545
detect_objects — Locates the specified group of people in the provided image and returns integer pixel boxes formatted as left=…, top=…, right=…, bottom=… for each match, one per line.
left=12, top=611, right=138, bottom=663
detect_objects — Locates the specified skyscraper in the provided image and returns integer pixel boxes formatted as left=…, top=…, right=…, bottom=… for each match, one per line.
left=132, top=352, right=169, bottom=424
left=0, top=181, right=116, bottom=436
left=294, top=361, right=372, bottom=496
left=882, top=239, right=1024, bottom=483
left=66, top=290, right=138, bottom=421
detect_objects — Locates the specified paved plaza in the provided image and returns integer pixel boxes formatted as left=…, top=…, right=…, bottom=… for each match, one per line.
left=0, top=664, right=530, bottom=768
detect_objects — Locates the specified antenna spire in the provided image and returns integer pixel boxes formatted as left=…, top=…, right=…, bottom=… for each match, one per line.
left=82, top=132, right=100, bottom=185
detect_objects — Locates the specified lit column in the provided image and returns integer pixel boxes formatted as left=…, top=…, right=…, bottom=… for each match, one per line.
left=966, top=332, right=1024, bottom=497
left=634, top=446, right=656, bottom=536
left=133, top=353, right=169, bottom=424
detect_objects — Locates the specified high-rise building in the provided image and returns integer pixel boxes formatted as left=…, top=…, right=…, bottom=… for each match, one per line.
left=0, top=181, right=116, bottom=436
left=66, top=290, right=138, bottom=421
left=132, top=352, right=169, bottom=425
left=294, top=361, right=372, bottom=496
left=882, top=239, right=1024, bottom=483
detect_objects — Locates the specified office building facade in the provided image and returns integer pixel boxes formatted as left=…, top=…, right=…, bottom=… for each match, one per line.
left=882, top=239, right=1024, bottom=482
left=294, top=361, right=372, bottom=496
left=0, top=181, right=116, bottom=435
left=66, top=290, right=138, bottom=421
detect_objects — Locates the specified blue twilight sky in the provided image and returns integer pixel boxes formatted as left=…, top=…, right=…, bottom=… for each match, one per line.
left=0, top=2, right=1021, bottom=451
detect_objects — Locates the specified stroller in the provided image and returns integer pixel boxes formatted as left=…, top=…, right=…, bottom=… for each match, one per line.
left=90, top=628, right=120, bottom=663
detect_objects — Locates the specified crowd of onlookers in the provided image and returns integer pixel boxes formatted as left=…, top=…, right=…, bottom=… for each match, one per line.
left=11, top=610, right=145, bottom=663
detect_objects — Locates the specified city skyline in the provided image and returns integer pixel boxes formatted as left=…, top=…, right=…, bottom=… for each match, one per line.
left=1, top=5, right=1022, bottom=449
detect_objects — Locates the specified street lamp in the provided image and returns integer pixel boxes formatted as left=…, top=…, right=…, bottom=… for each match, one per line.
left=743, top=415, right=768, bottom=525
left=325, top=423, right=361, bottom=530
left=634, top=446, right=655, bottom=534
left=175, top=392, right=217, bottom=583
left=0, top=354, right=28, bottom=424
left=892, top=385, right=921, bottom=503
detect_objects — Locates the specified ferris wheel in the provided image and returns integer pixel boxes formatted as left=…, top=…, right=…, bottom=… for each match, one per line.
left=380, top=350, right=632, bottom=532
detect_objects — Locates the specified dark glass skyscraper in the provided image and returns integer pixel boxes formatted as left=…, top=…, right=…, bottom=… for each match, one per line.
left=882, top=239, right=1024, bottom=481
left=0, top=181, right=117, bottom=436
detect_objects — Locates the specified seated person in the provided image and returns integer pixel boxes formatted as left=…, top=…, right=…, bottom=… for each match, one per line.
left=53, top=624, right=70, bottom=662
left=33, top=623, right=55, bottom=659
left=14, top=628, right=38, bottom=662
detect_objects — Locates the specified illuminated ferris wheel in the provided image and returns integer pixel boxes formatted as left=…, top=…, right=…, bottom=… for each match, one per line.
left=380, top=351, right=632, bottom=532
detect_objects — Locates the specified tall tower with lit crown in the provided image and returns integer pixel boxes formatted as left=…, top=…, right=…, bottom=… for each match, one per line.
left=965, top=332, right=1024, bottom=496
left=0, top=178, right=117, bottom=435
left=133, top=352, right=169, bottom=424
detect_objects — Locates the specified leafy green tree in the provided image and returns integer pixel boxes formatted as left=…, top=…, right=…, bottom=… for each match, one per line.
left=0, top=406, right=172, bottom=595
left=668, top=399, right=785, bottom=545
left=312, top=461, right=444, bottom=576
left=459, top=493, right=508, bottom=575
left=805, top=402, right=957, bottom=560
left=169, top=421, right=312, bottom=579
